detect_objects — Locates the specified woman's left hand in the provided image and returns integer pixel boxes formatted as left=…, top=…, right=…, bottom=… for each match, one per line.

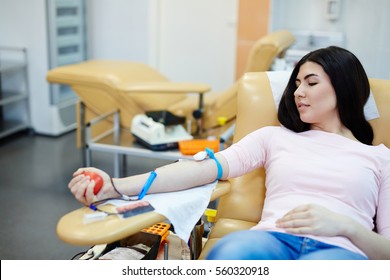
left=275, top=204, right=350, bottom=237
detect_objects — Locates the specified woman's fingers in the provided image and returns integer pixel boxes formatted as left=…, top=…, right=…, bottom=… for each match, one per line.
left=69, top=172, right=93, bottom=204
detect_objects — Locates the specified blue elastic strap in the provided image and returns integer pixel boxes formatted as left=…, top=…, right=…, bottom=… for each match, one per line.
left=205, top=148, right=223, bottom=180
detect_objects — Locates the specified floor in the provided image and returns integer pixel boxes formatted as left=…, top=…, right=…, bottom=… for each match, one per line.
left=0, top=129, right=173, bottom=260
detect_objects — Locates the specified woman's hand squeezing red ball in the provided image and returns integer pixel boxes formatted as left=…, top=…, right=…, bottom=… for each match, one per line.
left=82, top=171, right=103, bottom=195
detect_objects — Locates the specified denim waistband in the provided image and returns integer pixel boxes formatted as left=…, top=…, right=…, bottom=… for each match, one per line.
left=268, top=231, right=367, bottom=259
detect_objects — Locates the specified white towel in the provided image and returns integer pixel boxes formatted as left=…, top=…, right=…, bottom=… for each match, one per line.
left=109, top=181, right=216, bottom=242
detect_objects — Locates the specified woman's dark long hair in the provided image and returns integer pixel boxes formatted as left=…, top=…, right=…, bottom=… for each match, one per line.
left=277, top=46, right=374, bottom=145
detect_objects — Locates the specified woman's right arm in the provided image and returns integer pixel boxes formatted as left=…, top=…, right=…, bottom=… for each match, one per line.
left=68, top=153, right=229, bottom=205
left=69, top=126, right=272, bottom=205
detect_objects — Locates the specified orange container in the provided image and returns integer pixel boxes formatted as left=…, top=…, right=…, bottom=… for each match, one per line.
left=179, top=139, right=220, bottom=155
left=142, top=222, right=170, bottom=243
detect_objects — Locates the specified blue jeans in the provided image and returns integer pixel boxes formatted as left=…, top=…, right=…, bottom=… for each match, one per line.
left=206, top=230, right=367, bottom=260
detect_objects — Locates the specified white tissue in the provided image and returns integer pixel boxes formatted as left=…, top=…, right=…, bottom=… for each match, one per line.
left=109, top=181, right=216, bottom=242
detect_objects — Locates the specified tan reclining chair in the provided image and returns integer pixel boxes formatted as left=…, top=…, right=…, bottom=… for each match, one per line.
left=46, top=30, right=295, bottom=148
left=197, top=71, right=390, bottom=259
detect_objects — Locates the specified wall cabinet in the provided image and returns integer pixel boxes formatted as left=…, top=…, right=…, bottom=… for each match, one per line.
left=46, top=0, right=88, bottom=135
left=0, top=47, right=30, bottom=139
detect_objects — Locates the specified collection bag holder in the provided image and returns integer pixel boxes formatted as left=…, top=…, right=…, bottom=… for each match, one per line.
left=99, top=231, right=162, bottom=260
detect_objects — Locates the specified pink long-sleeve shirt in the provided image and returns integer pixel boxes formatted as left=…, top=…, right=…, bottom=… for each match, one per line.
left=218, top=126, right=390, bottom=256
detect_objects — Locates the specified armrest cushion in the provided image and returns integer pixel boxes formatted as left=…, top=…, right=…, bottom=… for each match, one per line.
left=120, top=82, right=211, bottom=94
left=210, top=180, right=231, bottom=201
left=57, top=181, right=230, bottom=246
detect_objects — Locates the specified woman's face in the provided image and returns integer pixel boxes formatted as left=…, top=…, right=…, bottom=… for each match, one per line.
left=294, top=61, right=340, bottom=130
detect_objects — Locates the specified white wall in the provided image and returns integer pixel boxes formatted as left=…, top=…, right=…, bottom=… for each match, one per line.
left=270, top=0, right=390, bottom=79
left=87, top=0, right=238, bottom=92
left=86, top=0, right=150, bottom=61
left=0, top=0, right=52, bottom=134
left=154, top=0, right=238, bottom=91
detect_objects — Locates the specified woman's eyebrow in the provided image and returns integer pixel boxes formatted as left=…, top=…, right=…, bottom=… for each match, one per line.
left=296, top=73, right=318, bottom=82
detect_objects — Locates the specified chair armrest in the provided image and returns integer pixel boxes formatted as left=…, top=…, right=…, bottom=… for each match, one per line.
left=56, top=207, right=166, bottom=246
left=120, top=82, right=211, bottom=94
left=56, top=181, right=230, bottom=246
left=210, top=180, right=231, bottom=201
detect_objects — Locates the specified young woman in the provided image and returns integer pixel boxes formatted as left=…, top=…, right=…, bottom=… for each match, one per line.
left=68, top=46, right=390, bottom=260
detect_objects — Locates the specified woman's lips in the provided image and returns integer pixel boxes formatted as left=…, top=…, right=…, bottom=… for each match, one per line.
left=297, top=102, right=309, bottom=108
